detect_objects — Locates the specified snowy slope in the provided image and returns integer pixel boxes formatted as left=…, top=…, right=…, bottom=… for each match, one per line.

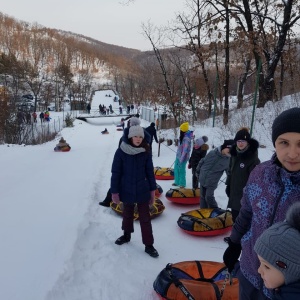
left=0, top=90, right=273, bottom=300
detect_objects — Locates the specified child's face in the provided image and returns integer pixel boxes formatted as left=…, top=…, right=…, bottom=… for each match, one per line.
left=257, top=255, right=285, bottom=289
left=236, top=140, right=248, bottom=150
left=275, top=132, right=300, bottom=172
left=132, top=136, right=143, bottom=146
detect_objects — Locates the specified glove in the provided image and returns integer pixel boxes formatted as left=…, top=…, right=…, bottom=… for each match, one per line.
left=111, top=193, right=120, bottom=204
left=225, top=185, right=230, bottom=198
left=188, top=163, right=192, bottom=169
left=149, top=190, right=155, bottom=205
left=223, top=239, right=242, bottom=272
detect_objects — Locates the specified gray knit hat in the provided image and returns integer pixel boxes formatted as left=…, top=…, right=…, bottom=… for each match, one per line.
left=129, top=117, right=141, bottom=126
left=254, top=202, right=300, bottom=285
left=195, top=136, right=208, bottom=148
left=272, top=107, right=300, bottom=146
left=128, top=125, right=144, bottom=138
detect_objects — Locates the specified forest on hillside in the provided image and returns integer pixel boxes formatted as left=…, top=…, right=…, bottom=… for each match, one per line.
left=1, top=0, right=300, bottom=144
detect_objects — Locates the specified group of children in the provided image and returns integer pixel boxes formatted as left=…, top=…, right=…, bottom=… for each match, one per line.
left=98, top=108, right=300, bottom=298
left=172, top=108, right=300, bottom=299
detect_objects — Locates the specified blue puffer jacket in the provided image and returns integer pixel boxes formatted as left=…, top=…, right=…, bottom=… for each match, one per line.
left=230, top=153, right=300, bottom=298
left=110, top=145, right=156, bottom=204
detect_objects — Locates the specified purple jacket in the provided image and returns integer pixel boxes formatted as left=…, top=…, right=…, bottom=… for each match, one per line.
left=176, top=131, right=192, bottom=163
left=230, top=154, right=300, bottom=298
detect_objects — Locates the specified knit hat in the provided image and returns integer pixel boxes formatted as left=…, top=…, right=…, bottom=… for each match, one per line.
left=272, top=108, right=300, bottom=146
left=59, top=137, right=66, bottom=143
left=234, top=127, right=251, bottom=142
left=195, top=136, right=208, bottom=148
left=129, top=117, right=141, bottom=126
left=254, top=202, right=300, bottom=285
left=150, top=122, right=155, bottom=127
left=180, top=122, right=189, bottom=133
left=220, top=139, right=234, bottom=151
left=128, top=125, right=144, bottom=138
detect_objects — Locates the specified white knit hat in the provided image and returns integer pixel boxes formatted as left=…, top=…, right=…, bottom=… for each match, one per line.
left=128, top=125, right=144, bottom=138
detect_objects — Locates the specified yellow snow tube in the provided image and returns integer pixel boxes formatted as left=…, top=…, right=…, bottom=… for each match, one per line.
left=166, top=188, right=200, bottom=204
left=154, top=166, right=174, bottom=180
left=110, top=198, right=165, bottom=220
left=177, top=208, right=233, bottom=236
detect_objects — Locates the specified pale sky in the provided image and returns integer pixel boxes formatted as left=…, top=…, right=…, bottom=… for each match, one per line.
left=1, top=0, right=187, bottom=51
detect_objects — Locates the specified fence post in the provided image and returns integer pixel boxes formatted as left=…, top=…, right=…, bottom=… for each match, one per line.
left=158, top=141, right=161, bottom=157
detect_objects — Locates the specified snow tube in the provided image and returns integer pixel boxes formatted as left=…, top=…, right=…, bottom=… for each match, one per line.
left=155, top=183, right=163, bottom=197
left=153, top=260, right=238, bottom=300
left=154, top=167, right=174, bottom=180
left=54, top=146, right=71, bottom=152
left=177, top=208, right=233, bottom=236
left=110, top=198, right=165, bottom=220
left=166, top=188, right=199, bottom=205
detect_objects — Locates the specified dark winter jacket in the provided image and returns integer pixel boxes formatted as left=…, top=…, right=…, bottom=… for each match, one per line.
left=226, top=138, right=260, bottom=211
left=196, top=147, right=231, bottom=189
left=230, top=154, right=300, bottom=299
left=145, top=125, right=158, bottom=144
left=272, top=281, right=300, bottom=300
left=189, top=144, right=209, bottom=172
left=111, top=132, right=156, bottom=204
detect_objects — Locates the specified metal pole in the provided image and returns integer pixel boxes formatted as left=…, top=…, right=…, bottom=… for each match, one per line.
left=212, top=73, right=219, bottom=127
left=250, top=59, right=262, bottom=135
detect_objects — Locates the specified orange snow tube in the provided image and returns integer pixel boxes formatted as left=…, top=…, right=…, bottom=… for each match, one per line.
left=54, top=146, right=71, bottom=152
left=153, top=260, right=239, bottom=300
left=110, top=198, right=165, bottom=220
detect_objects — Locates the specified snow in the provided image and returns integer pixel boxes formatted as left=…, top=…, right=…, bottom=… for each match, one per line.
left=0, top=90, right=274, bottom=300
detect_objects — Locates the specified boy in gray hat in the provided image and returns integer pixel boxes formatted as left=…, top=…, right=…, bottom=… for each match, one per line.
left=254, top=202, right=300, bottom=299
left=196, top=139, right=234, bottom=208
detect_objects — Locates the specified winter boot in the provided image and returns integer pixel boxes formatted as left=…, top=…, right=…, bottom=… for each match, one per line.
left=99, top=190, right=112, bottom=207
left=145, top=245, right=159, bottom=258
left=115, top=232, right=131, bottom=245
left=99, top=199, right=111, bottom=207
left=224, top=236, right=230, bottom=244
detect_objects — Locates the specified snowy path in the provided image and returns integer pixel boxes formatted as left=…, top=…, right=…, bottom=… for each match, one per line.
left=0, top=90, right=274, bottom=300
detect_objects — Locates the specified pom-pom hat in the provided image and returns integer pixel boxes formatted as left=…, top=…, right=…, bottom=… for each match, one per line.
left=272, top=107, right=300, bottom=146
left=254, top=202, right=300, bottom=285
left=128, top=125, right=144, bottom=138
left=234, top=127, right=251, bottom=142
left=195, top=136, right=208, bottom=148
left=129, top=117, right=141, bottom=126
left=180, top=122, right=189, bottom=133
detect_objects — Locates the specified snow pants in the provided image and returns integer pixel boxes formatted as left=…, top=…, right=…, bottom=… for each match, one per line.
left=199, top=185, right=218, bottom=208
left=174, top=158, right=187, bottom=187
left=122, top=202, right=154, bottom=246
